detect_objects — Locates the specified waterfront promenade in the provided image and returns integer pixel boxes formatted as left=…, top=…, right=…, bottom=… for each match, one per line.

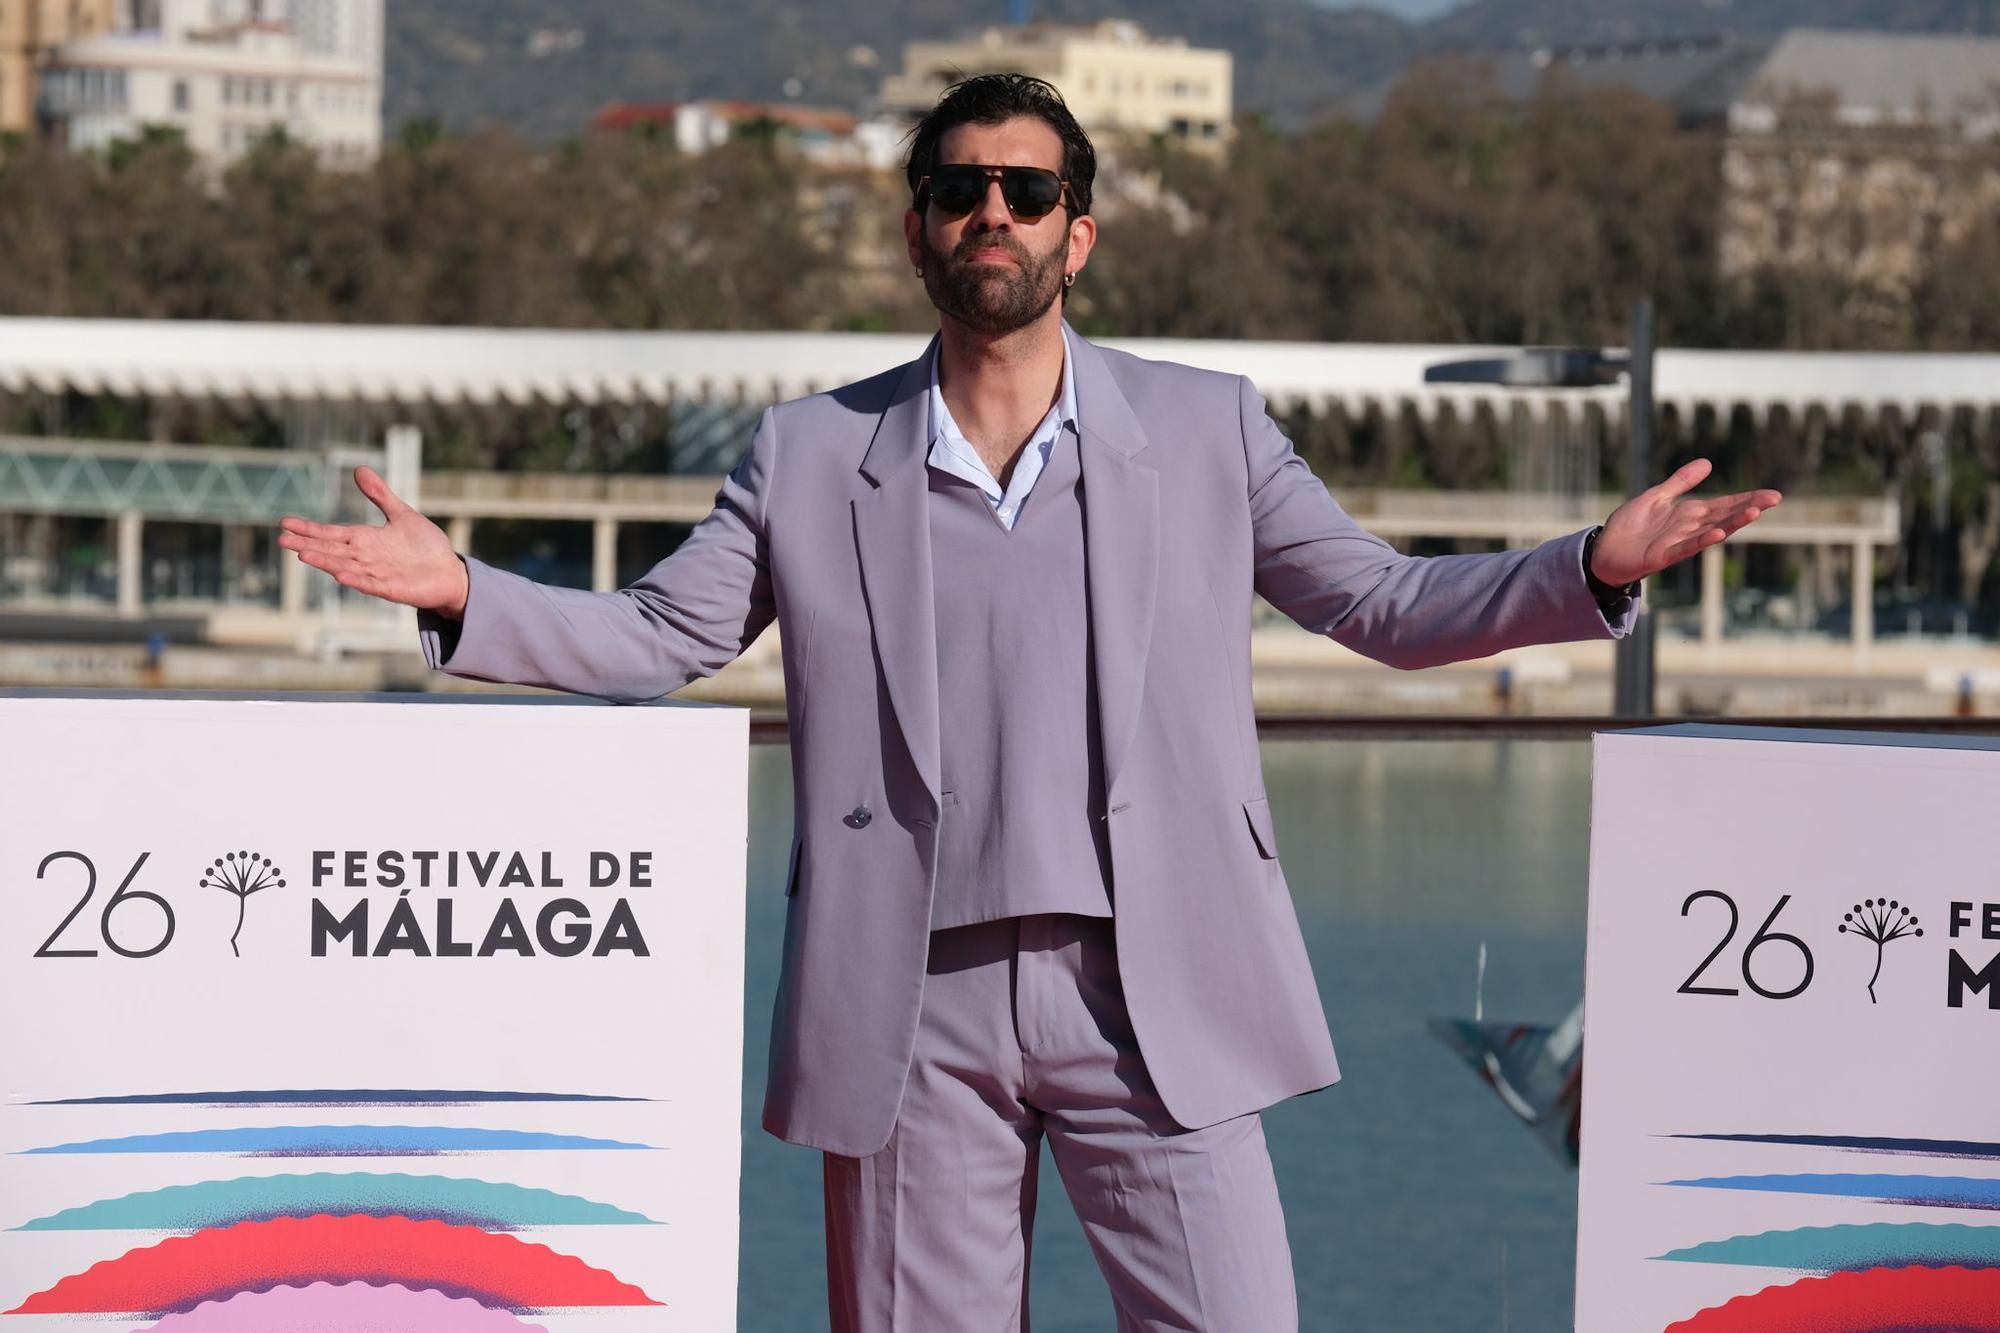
left=6, top=319, right=1998, bottom=718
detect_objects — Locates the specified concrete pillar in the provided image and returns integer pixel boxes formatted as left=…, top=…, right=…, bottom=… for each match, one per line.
left=1852, top=538, right=1874, bottom=655
left=1808, top=540, right=1837, bottom=625
left=382, top=425, right=425, bottom=643
left=446, top=515, right=474, bottom=556
left=1700, top=543, right=1725, bottom=648
left=384, top=424, right=423, bottom=511
left=115, top=510, right=143, bottom=617
left=221, top=523, right=250, bottom=603
left=280, top=540, right=306, bottom=616
left=592, top=516, right=619, bottom=593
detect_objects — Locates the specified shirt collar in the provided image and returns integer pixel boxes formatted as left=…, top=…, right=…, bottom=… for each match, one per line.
left=927, top=324, right=1078, bottom=450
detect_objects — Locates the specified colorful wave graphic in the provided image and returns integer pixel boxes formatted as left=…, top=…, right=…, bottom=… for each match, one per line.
left=14, top=1173, right=657, bottom=1232
left=20, top=1125, right=652, bottom=1156
left=1668, top=1132, right=2000, bottom=1162
left=1665, top=1265, right=2000, bottom=1331
left=6, top=1214, right=661, bottom=1315
left=32, top=1089, right=648, bottom=1107
left=1663, top=1173, right=2000, bottom=1211
left=145, top=1281, right=551, bottom=1331
left=1659, top=1222, right=2000, bottom=1271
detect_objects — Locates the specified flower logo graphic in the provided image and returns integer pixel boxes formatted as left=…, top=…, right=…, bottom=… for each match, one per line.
left=1837, top=898, right=1921, bottom=1004
left=202, top=852, right=284, bottom=958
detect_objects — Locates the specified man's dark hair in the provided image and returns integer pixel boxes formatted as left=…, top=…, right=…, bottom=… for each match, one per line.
left=904, top=73, right=1096, bottom=217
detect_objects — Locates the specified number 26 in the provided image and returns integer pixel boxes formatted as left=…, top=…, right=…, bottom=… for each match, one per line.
left=1677, top=890, right=1814, bottom=1000
left=34, top=851, right=174, bottom=959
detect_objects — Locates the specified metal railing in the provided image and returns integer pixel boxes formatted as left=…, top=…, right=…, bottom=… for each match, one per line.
left=0, top=436, right=375, bottom=523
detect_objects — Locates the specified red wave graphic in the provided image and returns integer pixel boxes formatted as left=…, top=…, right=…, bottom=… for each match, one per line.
left=6, top=1214, right=660, bottom=1315
left=1667, top=1265, right=2000, bottom=1331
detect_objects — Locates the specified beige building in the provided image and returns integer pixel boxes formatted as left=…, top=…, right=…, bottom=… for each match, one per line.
left=880, top=20, right=1232, bottom=154
left=0, top=0, right=122, bottom=132
left=1437, top=28, right=2000, bottom=312
left=1716, top=29, right=2000, bottom=296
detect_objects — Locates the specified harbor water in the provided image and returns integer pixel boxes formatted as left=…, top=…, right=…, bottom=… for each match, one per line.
left=738, top=738, right=1593, bottom=1330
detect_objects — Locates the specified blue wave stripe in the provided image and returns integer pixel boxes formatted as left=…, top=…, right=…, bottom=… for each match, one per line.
left=1657, top=1221, right=2000, bottom=1271
left=1664, top=1174, right=2000, bottom=1210
left=28, top=1090, right=648, bottom=1107
left=20, top=1126, right=653, bottom=1156
left=13, top=1172, right=659, bottom=1231
left=1670, top=1132, right=2000, bottom=1161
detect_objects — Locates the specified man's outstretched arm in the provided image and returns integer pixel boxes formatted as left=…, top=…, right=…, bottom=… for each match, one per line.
left=1238, top=377, right=1779, bottom=670
left=277, top=409, right=780, bottom=703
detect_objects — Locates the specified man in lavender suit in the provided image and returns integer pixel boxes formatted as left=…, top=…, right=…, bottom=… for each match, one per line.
left=280, top=75, right=1779, bottom=1332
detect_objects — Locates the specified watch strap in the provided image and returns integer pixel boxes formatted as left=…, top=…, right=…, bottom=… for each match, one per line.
left=1581, top=525, right=1639, bottom=604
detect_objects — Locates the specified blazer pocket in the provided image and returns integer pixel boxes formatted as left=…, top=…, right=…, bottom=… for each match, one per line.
left=783, top=836, right=803, bottom=897
left=1242, top=797, right=1280, bottom=860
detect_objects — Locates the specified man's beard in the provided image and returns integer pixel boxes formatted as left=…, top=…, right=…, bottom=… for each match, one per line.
left=920, top=228, right=1068, bottom=335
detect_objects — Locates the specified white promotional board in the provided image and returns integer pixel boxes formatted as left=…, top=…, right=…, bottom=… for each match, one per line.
left=1578, top=724, right=2000, bottom=1332
left=0, top=695, right=748, bottom=1332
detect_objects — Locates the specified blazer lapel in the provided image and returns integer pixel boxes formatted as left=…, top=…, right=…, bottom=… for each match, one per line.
left=853, top=338, right=943, bottom=808
left=1068, top=326, right=1159, bottom=804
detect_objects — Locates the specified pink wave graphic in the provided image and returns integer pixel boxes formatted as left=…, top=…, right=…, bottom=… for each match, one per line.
left=8, top=1214, right=658, bottom=1314
left=143, top=1281, right=549, bottom=1332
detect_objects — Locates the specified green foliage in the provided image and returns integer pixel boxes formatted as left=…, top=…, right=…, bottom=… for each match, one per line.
left=105, top=124, right=194, bottom=175
left=396, top=116, right=448, bottom=156
left=3, top=72, right=1987, bottom=355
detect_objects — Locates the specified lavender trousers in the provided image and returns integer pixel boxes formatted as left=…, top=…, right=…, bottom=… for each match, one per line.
left=822, top=914, right=1299, bottom=1332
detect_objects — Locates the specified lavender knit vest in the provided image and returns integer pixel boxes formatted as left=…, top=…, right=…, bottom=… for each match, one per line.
left=926, top=428, right=1114, bottom=929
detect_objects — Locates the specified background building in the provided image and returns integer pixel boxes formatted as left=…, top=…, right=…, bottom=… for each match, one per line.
left=1368, top=28, right=2000, bottom=312
left=1717, top=29, right=2000, bottom=297
left=0, top=0, right=122, bottom=132
left=879, top=20, right=1231, bottom=153
left=37, top=0, right=381, bottom=163
left=592, top=99, right=906, bottom=171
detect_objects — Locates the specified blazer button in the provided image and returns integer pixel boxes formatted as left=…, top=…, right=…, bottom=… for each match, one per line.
left=844, top=805, right=872, bottom=829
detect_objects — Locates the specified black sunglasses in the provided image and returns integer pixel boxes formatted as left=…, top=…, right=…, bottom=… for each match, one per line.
left=917, top=164, right=1075, bottom=221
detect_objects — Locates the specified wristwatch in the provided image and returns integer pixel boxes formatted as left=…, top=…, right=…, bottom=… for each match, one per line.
left=1580, top=525, right=1640, bottom=608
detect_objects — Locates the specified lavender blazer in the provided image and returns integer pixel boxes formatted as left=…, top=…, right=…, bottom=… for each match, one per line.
left=421, top=325, right=1631, bottom=1157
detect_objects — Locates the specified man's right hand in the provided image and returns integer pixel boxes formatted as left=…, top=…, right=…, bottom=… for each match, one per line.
left=277, top=465, right=470, bottom=620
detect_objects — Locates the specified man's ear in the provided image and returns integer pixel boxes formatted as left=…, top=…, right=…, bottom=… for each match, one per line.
left=903, top=209, right=924, bottom=271
left=1066, top=212, right=1097, bottom=276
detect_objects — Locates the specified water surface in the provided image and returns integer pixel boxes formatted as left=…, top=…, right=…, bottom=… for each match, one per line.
left=738, top=738, right=1594, bottom=1330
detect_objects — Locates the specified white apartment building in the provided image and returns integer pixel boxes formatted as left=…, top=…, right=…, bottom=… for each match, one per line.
left=39, top=0, right=380, bottom=164
left=880, top=20, right=1233, bottom=153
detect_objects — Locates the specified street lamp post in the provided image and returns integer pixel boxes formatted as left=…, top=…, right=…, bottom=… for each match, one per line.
left=1424, top=299, right=1659, bottom=718
left=1615, top=299, right=1657, bottom=718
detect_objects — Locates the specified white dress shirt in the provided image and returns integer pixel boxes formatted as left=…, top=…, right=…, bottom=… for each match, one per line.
left=926, top=327, right=1079, bottom=530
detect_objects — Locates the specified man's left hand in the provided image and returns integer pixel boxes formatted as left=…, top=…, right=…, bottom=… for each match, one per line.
left=1591, top=458, right=1782, bottom=587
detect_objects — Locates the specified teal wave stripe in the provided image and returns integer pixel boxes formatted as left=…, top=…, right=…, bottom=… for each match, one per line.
left=1658, top=1222, right=2000, bottom=1272
left=13, top=1173, right=658, bottom=1232
left=19, top=1125, right=651, bottom=1156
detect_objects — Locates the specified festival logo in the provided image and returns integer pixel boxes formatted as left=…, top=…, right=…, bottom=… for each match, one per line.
left=200, top=851, right=285, bottom=957
left=1836, top=898, right=1922, bottom=1003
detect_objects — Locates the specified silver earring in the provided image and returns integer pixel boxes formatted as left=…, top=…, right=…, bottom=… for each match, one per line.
left=1063, top=271, right=1076, bottom=288
left=914, top=265, right=923, bottom=278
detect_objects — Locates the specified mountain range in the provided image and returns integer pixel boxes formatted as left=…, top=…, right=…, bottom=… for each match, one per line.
left=385, top=0, right=2000, bottom=141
